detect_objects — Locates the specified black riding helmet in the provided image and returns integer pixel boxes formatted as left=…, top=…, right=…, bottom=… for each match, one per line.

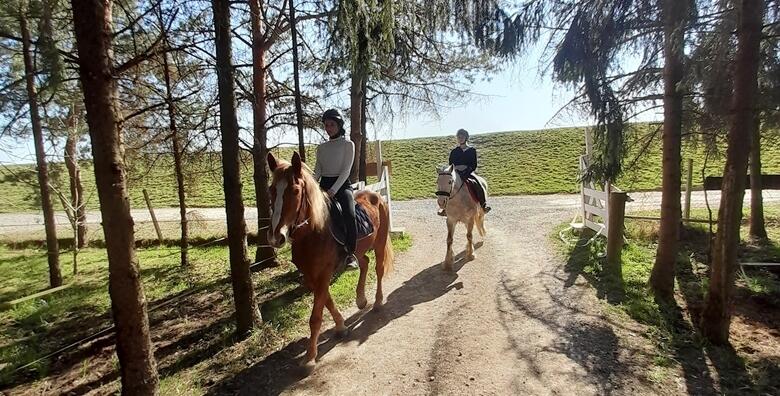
left=322, top=108, right=346, bottom=138
left=456, top=128, right=469, bottom=141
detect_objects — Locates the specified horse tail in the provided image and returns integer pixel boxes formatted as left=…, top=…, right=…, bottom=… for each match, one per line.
left=477, top=209, right=487, bottom=237
left=377, top=195, right=395, bottom=276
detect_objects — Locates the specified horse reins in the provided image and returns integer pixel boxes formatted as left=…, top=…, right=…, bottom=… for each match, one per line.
left=289, top=179, right=311, bottom=236
left=435, top=170, right=465, bottom=205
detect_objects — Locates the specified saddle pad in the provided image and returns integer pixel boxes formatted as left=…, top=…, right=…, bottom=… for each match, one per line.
left=329, top=202, right=375, bottom=246
left=465, top=179, right=480, bottom=204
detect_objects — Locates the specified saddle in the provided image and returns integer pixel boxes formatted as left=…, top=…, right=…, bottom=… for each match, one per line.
left=329, top=200, right=374, bottom=247
left=462, top=176, right=483, bottom=204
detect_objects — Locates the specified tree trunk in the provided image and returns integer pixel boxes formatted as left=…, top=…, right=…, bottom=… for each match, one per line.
left=359, top=78, right=368, bottom=182
left=350, top=71, right=365, bottom=182
left=20, top=8, right=62, bottom=288
left=289, top=0, right=306, bottom=163
left=249, top=0, right=278, bottom=270
left=213, top=0, right=258, bottom=336
left=701, top=0, right=763, bottom=345
left=749, top=116, right=767, bottom=240
left=650, top=0, right=687, bottom=301
left=65, top=129, right=87, bottom=249
left=70, top=0, right=159, bottom=393
left=160, top=30, right=189, bottom=267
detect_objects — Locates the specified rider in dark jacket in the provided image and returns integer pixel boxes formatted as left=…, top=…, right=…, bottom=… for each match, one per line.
left=439, top=128, right=491, bottom=216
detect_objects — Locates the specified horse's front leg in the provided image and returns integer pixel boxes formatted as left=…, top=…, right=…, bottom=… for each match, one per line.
left=466, top=217, right=475, bottom=261
left=302, top=285, right=327, bottom=369
left=444, top=219, right=455, bottom=270
left=325, top=291, right=348, bottom=338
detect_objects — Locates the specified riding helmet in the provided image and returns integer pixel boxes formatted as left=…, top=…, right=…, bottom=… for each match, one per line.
left=456, top=128, right=469, bottom=141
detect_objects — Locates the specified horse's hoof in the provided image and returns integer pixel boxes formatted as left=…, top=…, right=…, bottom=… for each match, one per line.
left=335, top=325, right=349, bottom=339
left=356, top=296, right=368, bottom=310
left=372, top=301, right=384, bottom=312
left=299, top=359, right=316, bottom=376
left=467, top=254, right=475, bottom=261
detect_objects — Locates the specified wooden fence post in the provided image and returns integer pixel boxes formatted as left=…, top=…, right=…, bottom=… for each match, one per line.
left=143, top=188, right=164, bottom=245
left=606, top=191, right=627, bottom=278
left=684, top=158, right=693, bottom=220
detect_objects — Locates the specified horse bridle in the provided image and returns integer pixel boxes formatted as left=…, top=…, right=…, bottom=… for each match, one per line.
left=435, top=170, right=464, bottom=203
left=273, top=177, right=311, bottom=237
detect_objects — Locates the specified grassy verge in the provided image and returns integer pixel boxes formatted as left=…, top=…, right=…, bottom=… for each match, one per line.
left=3, top=125, right=780, bottom=212
left=0, top=233, right=412, bottom=390
left=556, top=205, right=780, bottom=394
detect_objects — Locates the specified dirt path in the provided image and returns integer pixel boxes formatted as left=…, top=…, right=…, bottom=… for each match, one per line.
left=214, top=197, right=666, bottom=395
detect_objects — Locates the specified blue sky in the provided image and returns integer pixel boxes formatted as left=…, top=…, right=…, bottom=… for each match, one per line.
left=0, top=48, right=662, bottom=165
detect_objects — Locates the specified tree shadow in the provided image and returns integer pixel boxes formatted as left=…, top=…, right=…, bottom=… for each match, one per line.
left=495, top=271, right=650, bottom=395
left=563, top=231, right=624, bottom=304
left=673, top=255, right=754, bottom=395
left=204, top=249, right=477, bottom=395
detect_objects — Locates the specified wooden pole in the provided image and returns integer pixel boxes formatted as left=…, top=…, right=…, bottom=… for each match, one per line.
left=606, top=192, right=627, bottom=278
left=143, top=189, right=164, bottom=245
left=375, top=140, right=383, bottom=179
left=684, top=158, right=694, bottom=220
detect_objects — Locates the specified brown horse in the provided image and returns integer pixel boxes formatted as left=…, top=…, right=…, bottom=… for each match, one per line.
left=266, top=151, right=395, bottom=367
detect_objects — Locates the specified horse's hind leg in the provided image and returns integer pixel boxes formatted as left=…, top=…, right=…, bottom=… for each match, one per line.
left=325, top=291, right=348, bottom=338
left=374, top=249, right=386, bottom=309
left=444, top=219, right=455, bottom=270
left=302, top=285, right=327, bottom=367
left=466, top=217, right=476, bottom=261
left=355, top=254, right=369, bottom=309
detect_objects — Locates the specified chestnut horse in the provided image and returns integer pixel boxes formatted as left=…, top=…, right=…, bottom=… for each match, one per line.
left=266, top=151, right=395, bottom=367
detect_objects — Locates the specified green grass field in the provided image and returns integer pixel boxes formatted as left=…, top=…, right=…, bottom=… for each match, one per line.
left=2, top=125, right=780, bottom=212
left=556, top=205, right=780, bottom=394
left=0, top=234, right=411, bottom=387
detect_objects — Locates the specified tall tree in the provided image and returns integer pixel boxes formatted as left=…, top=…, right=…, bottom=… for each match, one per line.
left=70, top=0, right=159, bottom=392
left=650, top=0, right=691, bottom=301
left=749, top=116, right=767, bottom=240
left=64, top=104, right=87, bottom=249
left=157, top=6, right=189, bottom=267
left=249, top=0, right=278, bottom=269
left=19, top=2, right=62, bottom=288
left=289, top=0, right=306, bottom=162
left=701, top=0, right=764, bottom=345
left=212, top=0, right=258, bottom=336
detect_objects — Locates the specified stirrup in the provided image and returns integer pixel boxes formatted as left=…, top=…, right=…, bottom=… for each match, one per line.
left=483, top=206, right=491, bottom=214
left=437, top=209, right=447, bottom=217
left=345, top=253, right=359, bottom=270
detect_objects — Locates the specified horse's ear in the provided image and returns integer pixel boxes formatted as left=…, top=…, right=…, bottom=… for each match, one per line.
left=447, top=164, right=454, bottom=173
left=291, top=151, right=302, bottom=177
left=267, top=152, right=278, bottom=171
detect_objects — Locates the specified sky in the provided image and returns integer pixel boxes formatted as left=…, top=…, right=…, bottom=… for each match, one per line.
left=0, top=47, right=663, bottom=165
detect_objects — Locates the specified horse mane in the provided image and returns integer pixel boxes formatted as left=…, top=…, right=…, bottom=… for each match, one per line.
left=273, top=160, right=329, bottom=232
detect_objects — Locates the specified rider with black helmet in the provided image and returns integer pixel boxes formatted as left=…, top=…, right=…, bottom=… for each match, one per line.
left=314, top=109, right=359, bottom=270
left=439, top=128, right=491, bottom=216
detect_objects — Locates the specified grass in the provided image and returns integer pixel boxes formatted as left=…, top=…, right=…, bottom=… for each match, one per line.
left=557, top=204, right=780, bottom=394
left=3, top=124, right=780, bottom=212
left=0, top=233, right=412, bottom=388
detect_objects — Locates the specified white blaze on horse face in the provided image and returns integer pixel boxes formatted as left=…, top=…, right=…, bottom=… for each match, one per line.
left=271, top=178, right=288, bottom=235
left=436, top=172, right=452, bottom=209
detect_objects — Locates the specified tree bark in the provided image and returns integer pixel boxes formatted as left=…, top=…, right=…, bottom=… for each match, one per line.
left=20, top=7, right=62, bottom=288
left=701, top=0, right=764, bottom=345
left=250, top=0, right=278, bottom=269
left=350, top=71, right=365, bottom=182
left=650, top=0, right=687, bottom=301
left=65, top=128, right=87, bottom=249
left=289, top=0, right=306, bottom=163
left=749, top=115, right=767, bottom=240
left=359, top=77, right=368, bottom=182
left=213, top=0, right=258, bottom=336
left=159, top=23, right=189, bottom=267
left=70, top=0, right=159, bottom=393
